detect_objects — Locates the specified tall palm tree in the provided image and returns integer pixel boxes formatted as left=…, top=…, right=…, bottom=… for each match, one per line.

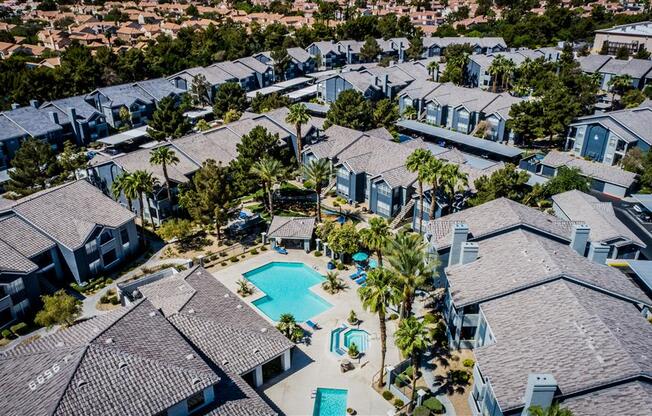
left=359, top=217, right=390, bottom=267
left=149, top=146, right=180, bottom=202
left=386, top=232, right=436, bottom=317
left=501, top=58, right=516, bottom=91
left=395, top=316, right=431, bottom=413
left=286, top=103, right=311, bottom=168
left=406, top=149, right=433, bottom=233
left=111, top=172, right=134, bottom=211
left=488, top=55, right=507, bottom=93
left=440, top=163, right=469, bottom=214
left=423, top=157, right=445, bottom=220
left=131, top=170, right=158, bottom=239
left=358, top=268, right=401, bottom=388
left=427, top=60, right=439, bottom=81
left=528, top=403, right=574, bottom=416
left=302, top=158, right=331, bottom=222
left=251, top=157, right=285, bottom=216
left=322, top=271, right=346, bottom=294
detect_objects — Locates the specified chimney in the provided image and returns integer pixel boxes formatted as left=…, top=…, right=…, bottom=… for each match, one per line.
left=398, top=43, right=404, bottom=62
left=460, top=242, right=479, bottom=265
left=448, top=222, right=469, bottom=267
left=48, top=111, right=59, bottom=124
left=30, top=99, right=39, bottom=108
left=347, top=44, right=352, bottom=64
left=382, top=74, right=389, bottom=96
left=570, top=224, right=590, bottom=256
left=67, top=107, right=82, bottom=142
left=11, top=103, right=20, bottom=110
left=588, top=242, right=610, bottom=265
left=521, top=374, right=557, bottom=416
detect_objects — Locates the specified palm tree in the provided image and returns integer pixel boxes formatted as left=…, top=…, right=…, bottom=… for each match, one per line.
left=276, top=313, right=299, bottom=339
left=303, top=158, right=331, bottom=222
left=395, top=316, right=431, bottom=413
left=406, top=149, right=433, bottom=232
left=322, top=271, right=347, bottom=294
left=358, top=268, right=401, bottom=388
left=111, top=172, right=134, bottom=211
left=439, top=163, right=469, bottom=215
left=386, top=232, right=436, bottom=317
left=131, top=170, right=158, bottom=239
left=251, top=157, right=285, bottom=216
left=423, top=157, right=445, bottom=220
left=488, top=55, right=506, bottom=93
left=528, top=403, right=574, bottom=416
left=402, top=105, right=417, bottom=120
left=427, top=60, right=439, bottom=81
left=501, top=58, right=516, bottom=91
left=608, top=74, right=633, bottom=108
left=286, top=103, right=311, bottom=168
left=359, top=217, right=390, bottom=267
left=149, top=146, right=180, bottom=202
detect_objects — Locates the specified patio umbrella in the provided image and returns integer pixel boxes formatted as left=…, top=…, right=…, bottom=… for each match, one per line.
left=368, top=259, right=378, bottom=269
left=352, top=252, right=369, bottom=262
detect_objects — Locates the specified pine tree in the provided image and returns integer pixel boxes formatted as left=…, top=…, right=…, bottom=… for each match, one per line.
left=190, top=74, right=211, bottom=107
left=212, top=82, right=247, bottom=119
left=7, top=138, right=62, bottom=196
left=146, top=96, right=191, bottom=141
left=360, top=36, right=382, bottom=62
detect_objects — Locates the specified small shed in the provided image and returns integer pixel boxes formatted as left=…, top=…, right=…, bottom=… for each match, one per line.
left=266, top=216, right=316, bottom=252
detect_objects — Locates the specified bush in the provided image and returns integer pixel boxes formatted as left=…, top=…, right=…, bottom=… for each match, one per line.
left=382, top=391, right=394, bottom=401
left=220, top=262, right=227, bottom=267
left=110, top=296, right=120, bottom=305
left=229, top=256, right=239, bottom=263
left=100, top=295, right=110, bottom=304
left=423, top=397, right=444, bottom=414
left=314, top=250, right=323, bottom=257
left=403, top=365, right=415, bottom=379
left=260, top=246, right=268, bottom=251
left=336, top=262, right=345, bottom=270
left=303, top=179, right=315, bottom=189
left=423, top=312, right=437, bottom=325
left=250, top=249, right=258, bottom=255
left=10, top=322, right=28, bottom=336
left=106, top=278, right=114, bottom=284
left=463, top=358, right=475, bottom=368
left=393, top=399, right=404, bottom=410
left=414, top=406, right=431, bottom=416
left=2, top=329, right=12, bottom=339
left=394, top=374, right=409, bottom=387
left=388, top=313, right=399, bottom=320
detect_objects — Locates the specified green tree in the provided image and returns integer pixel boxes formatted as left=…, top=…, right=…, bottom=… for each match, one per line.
left=327, top=222, right=360, bottom=259
left=543, top=166, right=589, bottom=196
left=358, top=267, right=401, bottom=387
left=147, top=96, right=191, bottom=141
left=34, top=290, right=81, bottom=328
left=195, top=119, right=211, bottom=131
left=635, top=46, right=651, bottom=59
left=212, top=82, right=247, bottom=119
left=427, top=60, right=439, bottom=81
left=359, top=217, right=391, bottom=266
left=223, top=108, right=242, bottom=123
left=395, top=316, right=431, bottom=413
left=57, top=141, right=88, bottom=182
left=441, top=43, right=472, bottom=85
left=271, top=47, right=291, bottom=81
left=405, top=35, right=423, bottom=61
left=190, top=74, right=211, bottom=107
left=149, top=146, right=180, bottom=202
left=322, top=271, right=347, bottom=294
left=251, top=157, right=285, bottom=216
left=251, top=92, right=290, bottom=113
left=156, top=218, right=194, bottom=249
left=286, top=103, right=312, bottom=168
left=608, top=74, right=633, bottom=108
left=439, top=163, right=469, bottom=213
left=276, top=313, right=303, bottom=342
left=325, top=90, right=374, bottom=130
left=615, top=45, right=630, bottom=60
left=373, top=99, right=399, bottom=132
left=131, top=170, right=158, bottom=237
left=119, top=106, right=132, bottom=130
left=360, top=36, right=382, bottom=62
left=468, top=164, right=530, bottom=206
left=179, top=159, right=233, bottom=241
left=386, top=231, right=436, bottom=317
left=7, top=138, right=62, bottom=196
left=302, top=158, right=331, bottom=222
left=423, top=157, right=446, bottom=219
left=528, top=403, right=574, bottom=416
left=621, top=89, right=646, bottom=108
left=406, top=149, right=434, bottom=232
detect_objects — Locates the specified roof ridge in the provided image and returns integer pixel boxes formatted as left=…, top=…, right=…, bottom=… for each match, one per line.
left=50, top=345, right=90, bottom=416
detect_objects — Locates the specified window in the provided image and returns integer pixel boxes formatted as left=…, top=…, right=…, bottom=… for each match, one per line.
left=337, top=167, right=349, bottom=179
left=120, top=228, right=129, bottom=246
left=187, top=391, right=205, bottom=412
left=102, top=249, right=118, bottom=267
left=337, top=182, right=349, bottom=195
left=85, top=239, right=98, bottom=256
left=376, top=200, right=391, bottom=216
left=376, top=183, right=391, bottom=197
left=99, top=231, right=113, bottom=245
left=89, top=258, right=101, bottom=275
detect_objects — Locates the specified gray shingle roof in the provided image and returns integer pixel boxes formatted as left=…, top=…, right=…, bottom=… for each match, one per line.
left=0, top=214, right=55, bottom=258
left=173, top=127, right=241, bottom=166
left=109, top=142, right=200, bottom=184
left=267, top=216, right=316, bottom=239
left=445, top=229, right=650, bottom=307
left=475, top=280, right=652, bottom=411
left=562, top=381, right=652, bottom=416
left=139, top=267, right=294, bottom=376
left=571, top=106, right=652, bottom=147
left=1, top=300, right=220, bottom=416
left=134, top=78, right=185, bottom=102
left=541, top=150, right=637, bottom=188
left=1, top=106, right=65, bottom=137
left=578, top=54, right=612, bottom=73
left=286, top=47, right=312, bottom=63
left=599, top=58, right=652, bottom=79
left=212, top=61, right=255, bottom=80
left=11, top=180, right=136, bottom=250
left=0, top=114, right=27, bottom=141
left=42, top=95, right=101, bottom=122
left=552, top=190, right=645, bottom=247
left=0, top=239, right=36, bottom=273
left=305, top=125, right=365, bottom=160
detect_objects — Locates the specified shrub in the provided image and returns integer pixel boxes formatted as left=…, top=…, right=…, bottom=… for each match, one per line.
left=463, top=358, right=475, bottom=368
left=220, top=262, right=227, bottom=266
left=348, top=342, right=359, bottom=358
left=414, top=406, right=431, bottom=416
left=423, top=312, right=437, bottom=325
left=220, top=251, right=228, bottom=257
left=394, top=374, right=409, bottom=387
left=240, top=254, right=246, bottom=259
left=303, top=179, right=315, bottom=189
left=348, top=310, right=357, bottom=324
left=423, top=397, right=444, bottom=414
left=106, top=278, right=114, bottom=284
left=388, top=313, right=399, bottom=320
left=336, top=262, right=345, bottom=271
left=393, top=399, right=404, bottom=410
left=110, top=296, right=120, bottom=305
left=346, top=408, right=356, bottom=415
left=250, top=249, right=258, bottom=255
left=261, top=246, right=268, bottom=251
left=2, top=329, right=12, bottom=339
left=100, top=295, right=110, bottom=304
left=403, top=365, right=415, bottom=379
left=314, top=250, right=323, bottom=257
left=382, top=391, right=394, bottom=401
left=10, top=322, right=28, bottom=336
left=229, top=256, right=239, bottom=263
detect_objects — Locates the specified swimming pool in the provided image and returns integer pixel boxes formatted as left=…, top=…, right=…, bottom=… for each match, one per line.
left=343, top=329, right=369, bottom=353
left=313, top=388, right=347, bottom=416
left=244, top=262, right=332, bottom=322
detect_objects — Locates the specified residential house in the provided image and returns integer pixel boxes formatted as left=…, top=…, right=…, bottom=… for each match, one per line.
left=233, top=56, right=275, bottom=88
left=252, top=47, right=316, bottom=80
left=168, top=66, right=237, bottom=102
left=422, top=37, right=507, bottom=57
left=538, top=150, right=637, bottom=197
left=466, top=49, right=554, bottom=89
left=40, top=95, right=110, bottom=145
left=578, top=55, right=652, bottom=90
left=552, top=190, right=645, bottom=259
left=0, top=180, right=139, bottom=285
left=592, top=21, right=652, bottom=54
left=564, top=105, right=652, bottom=165
left=0, top=293, right=281, bottom=415
left=306, top=41, right=346, bottom=69
left=209, top=61, right=259, bottom=91
left=338, top=40, right=365, bottom=64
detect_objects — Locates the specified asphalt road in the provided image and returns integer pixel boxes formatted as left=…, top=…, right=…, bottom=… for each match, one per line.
left=591, top=191, right=652, bottom=260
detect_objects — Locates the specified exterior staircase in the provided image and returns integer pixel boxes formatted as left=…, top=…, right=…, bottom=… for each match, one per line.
left=390, top=199, right=415, bottom=229
left=320, top=177, right=337, bottom=198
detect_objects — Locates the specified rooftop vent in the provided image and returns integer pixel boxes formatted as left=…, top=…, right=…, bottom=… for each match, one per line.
left=188, top=308, right=195, bottom=314
left=224, top=294, right=229, bottom=298
left=253, top=348, right=260, bottom=354
left=192, top=377, right=201, bottom=385
left=56, top=341, right=64, bottom=347
left=236, top=304, right=242, bottom=309
left=77, top=380, right=87, bottom=388
left=186, top=354, right=194, bottom=360
left=261, top=328, right=268, bottom=333
left=118, top=361, right=128, bottom=369
left=222, top=359, right=228, bottom=365
left=104, top=338, right=113, bottom=344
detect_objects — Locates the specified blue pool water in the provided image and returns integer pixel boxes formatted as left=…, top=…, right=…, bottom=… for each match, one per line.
left=244, top=262, right=332, bottom=322
left=343, top=329, right=369, bottom=353
left=313, top=388, right=348, bottom=416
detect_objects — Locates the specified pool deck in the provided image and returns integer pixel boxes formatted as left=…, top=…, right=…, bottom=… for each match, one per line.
left=209, top=250, right=398, bottom=416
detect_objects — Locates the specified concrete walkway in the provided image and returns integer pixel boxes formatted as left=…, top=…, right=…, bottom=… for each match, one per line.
left=421, top=355, right=457, bottom=416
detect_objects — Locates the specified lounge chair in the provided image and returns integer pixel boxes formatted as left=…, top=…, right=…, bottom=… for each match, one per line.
left=355, top=275, right=367, bottom=285
left=349, top=269, right=364, bottom=279
left=274, top=245, right=288, bottom=255
left=305, top=320, right=320, bottom=330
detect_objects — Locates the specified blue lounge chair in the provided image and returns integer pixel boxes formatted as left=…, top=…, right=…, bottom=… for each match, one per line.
left=305, top=320, right=319, bottom=330
left=349, top=269, right=364, bottom=279
left=355, top=275, right=367, bottom=285
left=274, top=245, right=288, bottom=255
